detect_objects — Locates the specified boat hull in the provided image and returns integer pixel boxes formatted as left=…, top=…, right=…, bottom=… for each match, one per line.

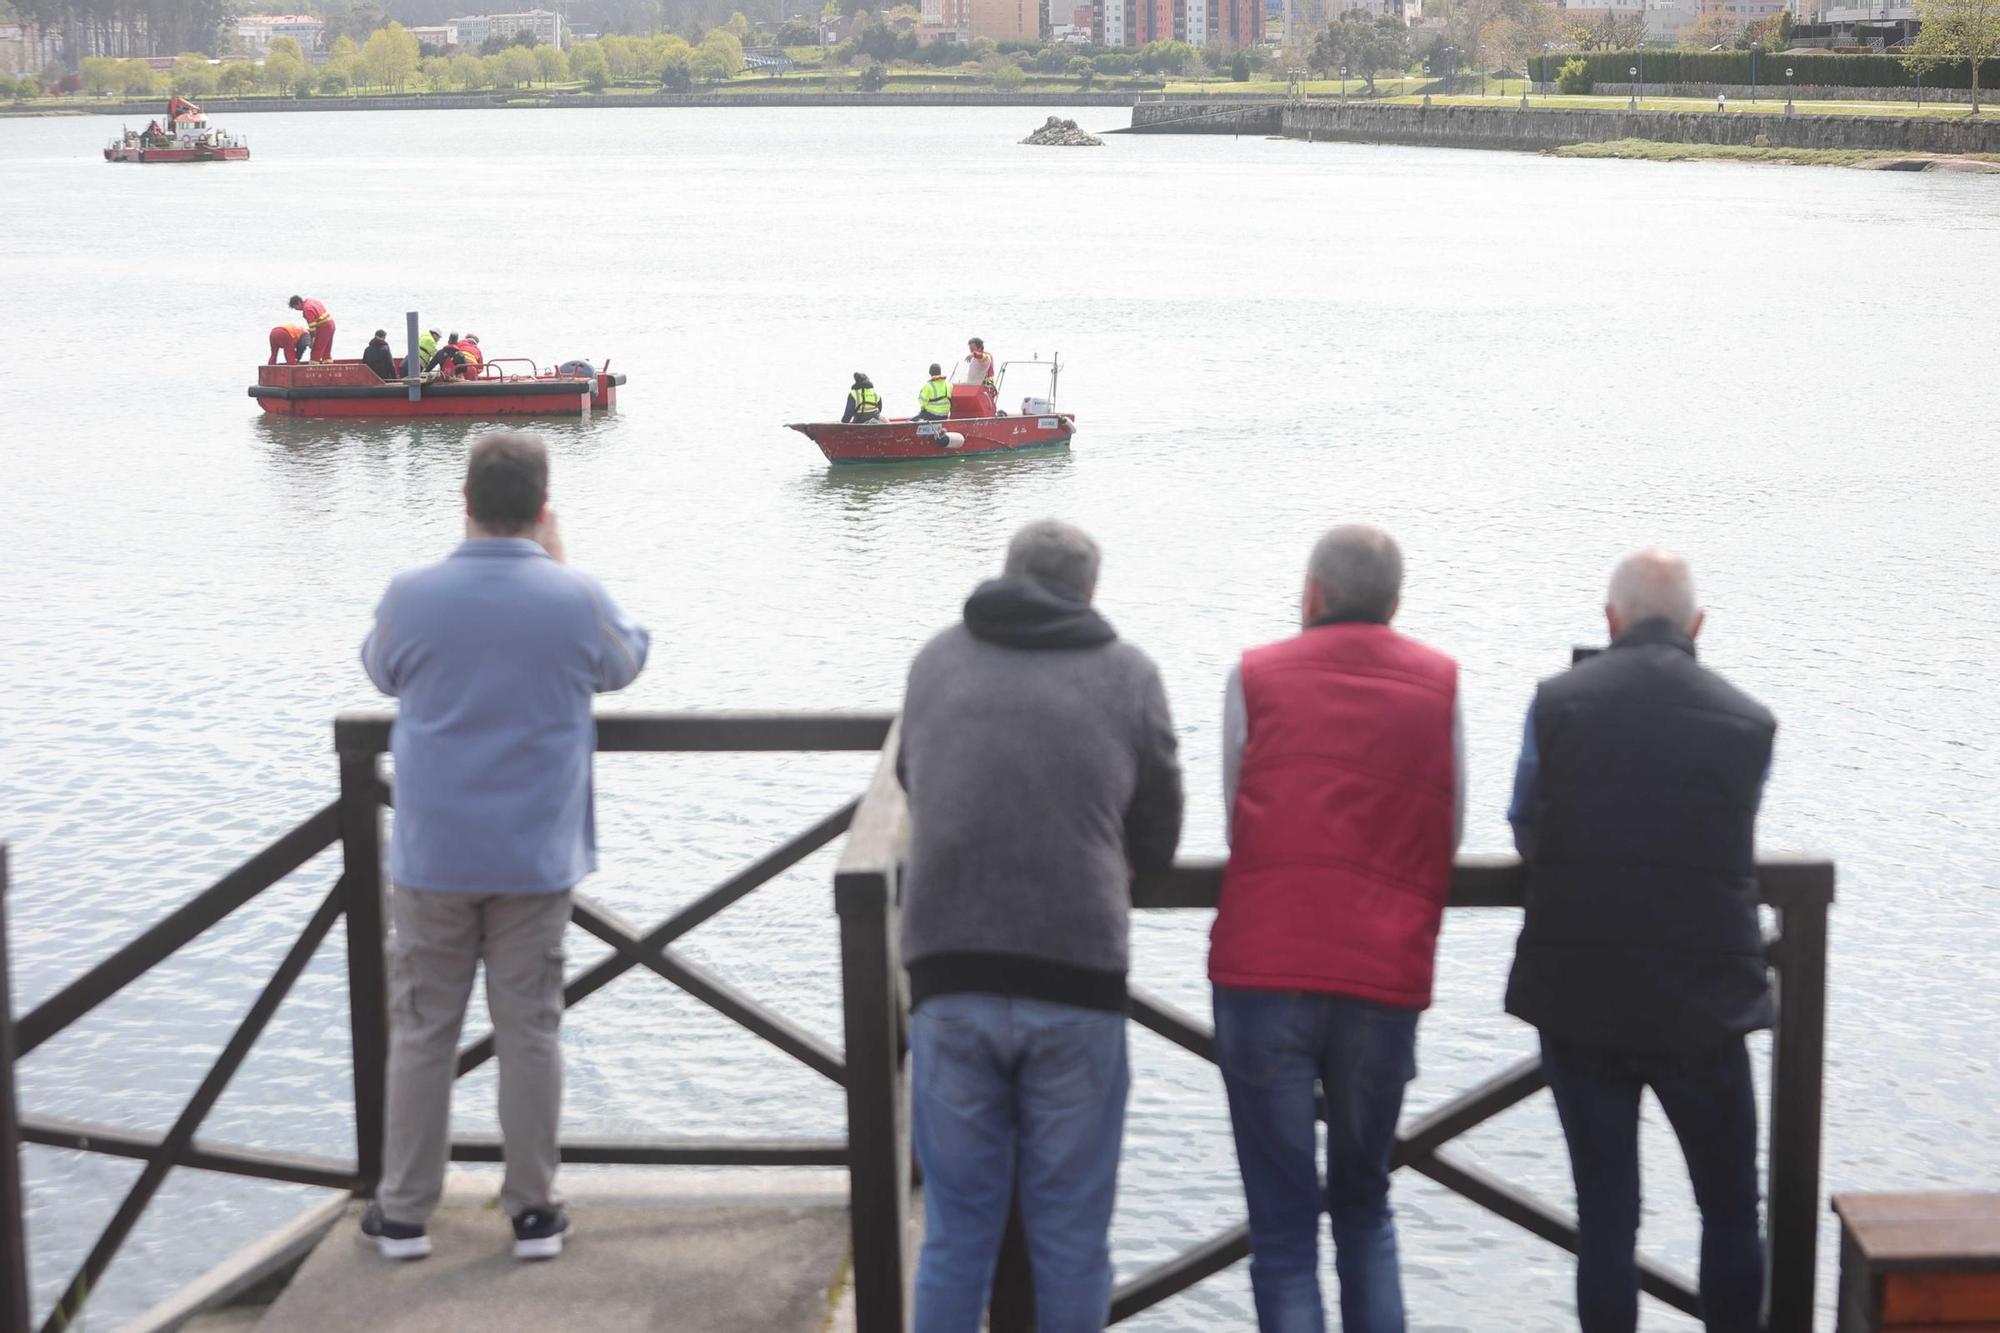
left=105, top=146, right=249, bottom=163
left=250, top=361, right=623, bottom=419
left=790, top=414, right=1074, bottom=464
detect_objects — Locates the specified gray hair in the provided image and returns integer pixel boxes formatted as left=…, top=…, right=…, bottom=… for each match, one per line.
left=1307, top=524, right=1403, bottom=622
left=1607, top=548, right=1699, bottom=631
left=1004, top=519, right=1101, bottom=603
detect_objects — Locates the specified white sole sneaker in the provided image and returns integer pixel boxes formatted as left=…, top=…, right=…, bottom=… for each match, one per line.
left=375, top=1232, right=432, bottom=1261
left=514, top=1232, right=564, bottom=1261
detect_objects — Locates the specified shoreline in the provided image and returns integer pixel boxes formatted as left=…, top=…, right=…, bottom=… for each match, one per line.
left=0, top=90, right=1141, bottom=119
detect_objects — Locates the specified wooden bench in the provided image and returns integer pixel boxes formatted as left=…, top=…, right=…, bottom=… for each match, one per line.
left=1835, top=1193, right=2000, bottom=1332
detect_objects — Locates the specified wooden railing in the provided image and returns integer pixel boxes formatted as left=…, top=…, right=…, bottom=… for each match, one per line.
left=0, top=712, right=1833, bottom=1332
left=0, top=711, right=892, bottom=1333
left=833, top=728, right=1836, bottom=1333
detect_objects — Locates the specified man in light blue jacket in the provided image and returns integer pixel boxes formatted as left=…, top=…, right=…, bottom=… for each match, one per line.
left=358, top=432, right=648, bottom=1263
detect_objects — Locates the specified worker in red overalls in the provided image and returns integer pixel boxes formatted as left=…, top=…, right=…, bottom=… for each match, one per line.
left=267, top=323, right=309, bottom=365
left=288, top=294, right=336, bottom=361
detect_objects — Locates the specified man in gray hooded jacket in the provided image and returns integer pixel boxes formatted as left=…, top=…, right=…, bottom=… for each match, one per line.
left=897, top=519, right=1183, bottom=1333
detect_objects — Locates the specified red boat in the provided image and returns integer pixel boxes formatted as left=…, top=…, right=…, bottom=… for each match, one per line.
left=251, top=358, right=624, bottom=419
left=789, top=356, right=1074, bottom=464
left=105, top=96, right=248, bottom=163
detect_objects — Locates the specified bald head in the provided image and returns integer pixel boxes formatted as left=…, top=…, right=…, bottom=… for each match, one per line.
left=1303, top=525, right=1402, bottom=626
left=1606, top=548, right=1702, bottom=638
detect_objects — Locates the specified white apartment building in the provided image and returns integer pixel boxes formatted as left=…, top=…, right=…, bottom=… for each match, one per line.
left=450, top=9, right=567, bottom=49
left=234, top=13, right=327, bottom=54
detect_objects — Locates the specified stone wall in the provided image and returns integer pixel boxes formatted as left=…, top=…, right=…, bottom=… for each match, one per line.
left=1275, top=100, right=2000, bottom=155
left=25, top=90, right=1142, bottom=118
left=1127, top=100, right=1282, bottom=133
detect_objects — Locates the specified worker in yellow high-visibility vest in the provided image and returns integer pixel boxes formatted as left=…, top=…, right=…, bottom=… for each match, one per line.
left=916, top=363, right=953, bottom=423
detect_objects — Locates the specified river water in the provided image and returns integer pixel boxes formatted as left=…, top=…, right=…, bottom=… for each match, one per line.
left=3, top=104, right=1998, bottom=1329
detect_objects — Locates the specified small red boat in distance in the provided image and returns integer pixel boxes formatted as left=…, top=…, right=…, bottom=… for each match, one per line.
left=789, top=356, right=1074, bottom=464
left=106, top=97, right=248, bottom=163
left=251, top=357, right=623, bottom=419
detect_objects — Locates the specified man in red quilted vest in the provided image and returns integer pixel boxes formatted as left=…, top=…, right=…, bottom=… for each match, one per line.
left=1210, top=524, right=1462, bottom=1333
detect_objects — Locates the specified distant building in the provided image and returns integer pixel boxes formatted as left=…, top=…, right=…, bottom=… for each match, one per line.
left=450, top=9, right=567, bottom=50
left=235, top=13, right=327, bottom=54
left=1093, top=0, right=1261, bottom=48
left=1554, top=0, right=1647, bottom=24
left=1695, top=0, right=1788, bottom=25
left=1644, top=0, right=1697, bottom=43
left=405, top=24, right=460, bottom=50
left=919, top=0, right=1037, bottom=42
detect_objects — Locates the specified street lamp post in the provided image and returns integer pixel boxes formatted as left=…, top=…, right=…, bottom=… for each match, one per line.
left=1628, top=63, right=1638, bottom=111
left=1542, top=41, right=1552, bottom=101
left=1341, top=65, right=1347, bottom=101
left=1785, top=65, right=1795, bottom=115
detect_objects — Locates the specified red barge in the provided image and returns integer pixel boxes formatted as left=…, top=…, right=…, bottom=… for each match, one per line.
left=251, top=358, right=624, bottom=419
left=789, top=356, right=1073, bottom=464
left=106, top=96, right=248, bottom=163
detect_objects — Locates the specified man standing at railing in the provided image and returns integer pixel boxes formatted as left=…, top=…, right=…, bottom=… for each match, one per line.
left=357, top=431, right=649, bottom=1265
left=898, top=519, right=1183, bottom=1333
left=1504, top=549, right=1774, bottom=1333
left=1210, top=524, right=1462, bottom=1333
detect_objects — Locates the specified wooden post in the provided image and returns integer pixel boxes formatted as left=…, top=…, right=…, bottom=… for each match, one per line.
left=836, top=722, right=911, bottom=1333
left=337, top=726, right=390, bottom=1195
left=0, top=847, right=33, bottom=1333
left=837, top=871, right=908, bottom=1333
left=1766, top=878, right=1832, bottom=1333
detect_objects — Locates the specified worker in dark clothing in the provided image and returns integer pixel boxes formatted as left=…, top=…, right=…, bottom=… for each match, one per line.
left=843, top=373, right=882, bottom=423
left=362, top=329, right=399, bottom=381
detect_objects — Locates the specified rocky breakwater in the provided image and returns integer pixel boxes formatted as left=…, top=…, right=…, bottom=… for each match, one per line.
left=1022, top=116, right=1104, bottom=146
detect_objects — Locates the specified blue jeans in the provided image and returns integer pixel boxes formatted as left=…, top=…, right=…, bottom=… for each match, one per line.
left=1213, top=986, right=1419, bottom=1333
left=1540, top=1035, right=1763, bottom=1333
left=910, top=992, right=1129, bottom=1333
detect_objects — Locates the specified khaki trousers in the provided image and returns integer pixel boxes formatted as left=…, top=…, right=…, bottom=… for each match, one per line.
left=377, top=885, right=571, bottom=1223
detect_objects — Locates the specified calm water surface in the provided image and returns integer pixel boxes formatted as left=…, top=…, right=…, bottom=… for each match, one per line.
left=3, top=105, right=1998, bottom=1329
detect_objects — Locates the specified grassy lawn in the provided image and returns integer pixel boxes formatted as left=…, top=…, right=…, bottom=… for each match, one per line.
left=1553, top=136, right=2000, bottom=165
left=1388, top=90, right=2000, bottom=119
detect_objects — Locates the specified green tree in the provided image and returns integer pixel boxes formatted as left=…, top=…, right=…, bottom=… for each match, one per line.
left=451, top=52, right=487, bottom=89
left=1905, top=0, right=2000, bottom=110
left=1310, top=17, right=1408, bottom=92
left=1069, top=53, right=1094, bottom=84
left=419, top=55, right=452, bottom=90
left=80, top=56, right=121, bottom=96
left=361, top=22, right=420, bottom=91
left=857, top=59, right=887, bottom=88
left=725, top=10, right=752, bottom=39
left=261, top=46, right=306, bottom=93
left=992, top=61, right=1026, bottom=89
left=331, top=33, right=360, bottom=63
left=218, top=61, right=257, bottom=94
left=1232, top=49, right=1251, bottom=80
left=170, top=54, right=217, bottom=98
left=120, top=61, right=161, bottom=96
left=319, top=62, right=353, bottom=93
left=533, top=42, right=569, bottom=84
left=500, top=45, right=539, bottom=86
left=1555, top=54, right=1590, bottom=92
left=698, top=28, right=745, bottom=77
left=570, top=40, right=611, bottom=88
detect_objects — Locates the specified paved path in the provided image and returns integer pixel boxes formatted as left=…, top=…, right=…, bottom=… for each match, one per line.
left=192, top=1172, right=852, bottom=1333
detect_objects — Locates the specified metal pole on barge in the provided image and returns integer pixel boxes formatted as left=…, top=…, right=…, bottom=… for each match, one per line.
left=405, top=310, right=422, bottom=404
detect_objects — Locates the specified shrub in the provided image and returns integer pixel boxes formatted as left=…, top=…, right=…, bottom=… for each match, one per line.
left=1556, top=57, right=1591, bottom=94
left=992, top=62, right=1025, bottom=90
left=1232, top=50, right=1250, bottom=81
left=857, top=60, right=887, bottom=89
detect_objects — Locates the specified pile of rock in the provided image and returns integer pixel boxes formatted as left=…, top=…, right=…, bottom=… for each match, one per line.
left=1021, top=116, right=1104, bottom=146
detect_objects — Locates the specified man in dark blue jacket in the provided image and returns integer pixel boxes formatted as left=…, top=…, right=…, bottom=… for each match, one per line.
left=1505, top=549, right=1776, bottom=1333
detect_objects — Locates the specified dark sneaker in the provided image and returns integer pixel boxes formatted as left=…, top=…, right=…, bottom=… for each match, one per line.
left=359, top=1203, right=431, bottom=1260
left=512, top=1206, right=569, bottom=1261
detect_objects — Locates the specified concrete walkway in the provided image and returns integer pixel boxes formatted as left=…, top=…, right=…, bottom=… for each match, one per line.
left=191, top=1172, right=852, bottom=1333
